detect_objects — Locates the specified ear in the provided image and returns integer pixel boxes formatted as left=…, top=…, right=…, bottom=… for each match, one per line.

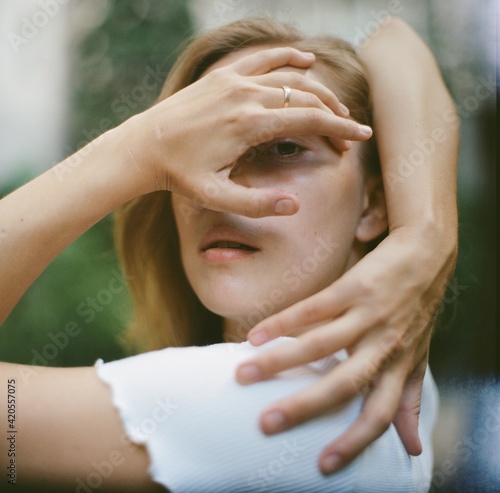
left=355, top=175, right=388, bottom=243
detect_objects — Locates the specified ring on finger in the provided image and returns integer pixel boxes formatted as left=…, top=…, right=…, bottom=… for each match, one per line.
left=282, top=85, right=292, bottom=108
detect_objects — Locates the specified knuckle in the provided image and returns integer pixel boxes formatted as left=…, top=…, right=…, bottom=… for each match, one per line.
left=341, top=119, right=360, bottom=136
left=285, top=71, right=303, bottom=87
left=255, top=49, right=274, bottom=65
left=304, top=92, right=322, bottom=109
left=338, top=376, right=359, bottom=397
left=369, top=306, right=390, bottom=328
left=303, top=336, right=332, bottom=361
left=305, top=107, right=326, bottom=127
left=356, top=276, right=377, bottom=297
left=226, top=80, right=254, bottom=101
left=286, top=395, right=314, bottom=421
left=367, top=408, right=392, bottom=432
left=300, top=302, right=320, bottom=322
left=225, top=107, right=258, bottom=132
left=259, top=352, right=283, bottom=374
left=243, top=190, right=268, bottom=218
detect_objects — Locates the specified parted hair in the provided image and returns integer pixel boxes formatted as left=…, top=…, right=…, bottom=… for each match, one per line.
left=114, top=17, right=379, bottom=352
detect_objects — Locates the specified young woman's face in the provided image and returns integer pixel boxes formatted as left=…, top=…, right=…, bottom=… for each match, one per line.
left=172, top=48, right=381, bottom=339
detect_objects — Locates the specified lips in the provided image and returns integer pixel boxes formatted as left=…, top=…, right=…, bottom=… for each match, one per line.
left=206, top=241, right=256, bottom=251
left=199, top=225, right=260, bottom=262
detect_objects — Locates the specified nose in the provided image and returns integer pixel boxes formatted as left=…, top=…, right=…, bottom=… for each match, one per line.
left=229, top=149, right=273, bottom=189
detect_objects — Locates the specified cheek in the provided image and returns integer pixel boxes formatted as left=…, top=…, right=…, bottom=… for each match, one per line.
left=172, top=194, right=195, bottom=242
left=289, top=168, right=364, bottom=267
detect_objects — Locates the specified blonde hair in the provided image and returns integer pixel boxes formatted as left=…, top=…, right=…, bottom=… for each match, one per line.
left=114, top=17, right=378, bottom=352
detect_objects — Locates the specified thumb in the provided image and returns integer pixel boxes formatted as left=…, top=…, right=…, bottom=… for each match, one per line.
left=197, top=179, right=299, bottom=218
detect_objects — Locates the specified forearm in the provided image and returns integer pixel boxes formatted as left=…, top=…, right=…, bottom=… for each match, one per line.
left=0, top=121, right=149, bottom=324
left=358, top=18, right=459, bottom=247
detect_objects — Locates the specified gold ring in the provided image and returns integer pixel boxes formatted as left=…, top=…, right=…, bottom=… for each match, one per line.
left=282, top=85, right=291, bottom=108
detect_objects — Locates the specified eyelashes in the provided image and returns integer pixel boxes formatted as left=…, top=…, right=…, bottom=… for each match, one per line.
left=254, top=138, right=309, bottom=162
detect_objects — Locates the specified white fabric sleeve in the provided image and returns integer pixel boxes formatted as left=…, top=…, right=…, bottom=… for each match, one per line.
left=95, top=337, right=438, bottom=493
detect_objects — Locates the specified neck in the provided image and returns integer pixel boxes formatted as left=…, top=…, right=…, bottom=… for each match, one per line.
left=222, top=315, right=322, bottom=343
left=222, top=317, right=253, bottom=343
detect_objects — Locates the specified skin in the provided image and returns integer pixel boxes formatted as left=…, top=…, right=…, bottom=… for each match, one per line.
left=0, top=46, right=369, bottom=489
left=172, top=52, right=387, bottom=339
left=236, top=18, right=458, bottom=474
left=0, top=17, right=458, bottom=487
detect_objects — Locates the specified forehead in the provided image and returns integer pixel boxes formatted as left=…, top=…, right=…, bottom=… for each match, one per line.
left=202, top=45, right=328, bottom=86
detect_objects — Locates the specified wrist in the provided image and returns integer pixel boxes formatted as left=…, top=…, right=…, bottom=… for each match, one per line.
left=108, top=116, right=164, bottom=197
left=390, top=218, right=458, bottom=266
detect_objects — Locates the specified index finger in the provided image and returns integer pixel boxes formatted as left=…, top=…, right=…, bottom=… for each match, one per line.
left=230, top=47, right=316, bottom=76
left=247, top=282, right=352, bottom=346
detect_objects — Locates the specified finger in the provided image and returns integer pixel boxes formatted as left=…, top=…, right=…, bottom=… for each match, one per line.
left=260, top=86, right=334, bottom=115
left=231, top=47, right=316, bottom=76
left=194, top=179, right=300, bottom=218
left=247, top=108, right=371, bottom=149
left=256, top=71, right=349, bottom=117
left=236, top=312, right=365, bottom=384
left=247, top=281, right=353, bottom=346
left=256, top=347, right=378, bottom=435
left=319, top=361, right=407, bottom=474
left=393, top=358, right=427, bottom=456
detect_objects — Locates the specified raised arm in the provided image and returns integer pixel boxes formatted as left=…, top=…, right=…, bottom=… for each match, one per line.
left=0, top=47, right=370, bottom=325
left=359, top=17, right=458, bottom=239
left=237, top=18, right=458, bottom=473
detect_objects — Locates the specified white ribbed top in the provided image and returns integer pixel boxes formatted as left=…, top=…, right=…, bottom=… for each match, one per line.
left=95, top=337, right=437, bottom=492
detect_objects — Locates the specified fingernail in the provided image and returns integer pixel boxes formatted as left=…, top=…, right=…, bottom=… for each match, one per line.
left=358, top=124, right=372, bottom=136
left=237, top=364, right=261, bottom=384
left=345, top=140, right=352, bottom=149
left=248, top=330, right=270, bottom=346
left=302, top=52, right=316, bottom=60
left=274, top=199, right=295, bottom=215
left=321, top=454, right=342, bottom=474
left=339, top=102, right=350, bottom=116
left=262, top=410, right=287, bottom=433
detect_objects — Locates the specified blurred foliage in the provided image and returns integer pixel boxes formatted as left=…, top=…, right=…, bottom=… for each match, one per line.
left=0, top=0, right=193, bottom=366
left=69, top=0, right=193, bottom=151
left=0, top=210, right=129, bottom=366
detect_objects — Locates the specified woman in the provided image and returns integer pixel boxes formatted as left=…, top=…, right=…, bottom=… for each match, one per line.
left=0, top=16, right=456, bottom=491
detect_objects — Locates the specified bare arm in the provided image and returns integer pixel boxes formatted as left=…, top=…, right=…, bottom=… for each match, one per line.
left=359, top=17, right=458, bottom=239
left=238, top=17, right=458, bottom=473
left=0, top=362, right=164, bottom=491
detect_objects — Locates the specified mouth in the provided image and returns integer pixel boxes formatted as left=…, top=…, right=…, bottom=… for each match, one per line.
left=204, top=241, right=257, bottom=251
left=199, top=226, right=260, bottom=262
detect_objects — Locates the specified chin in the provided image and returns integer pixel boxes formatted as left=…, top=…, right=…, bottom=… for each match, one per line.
left=192, top=281, right=283, bottom=325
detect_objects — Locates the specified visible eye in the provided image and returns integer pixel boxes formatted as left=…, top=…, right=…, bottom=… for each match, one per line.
left=261, top=139, right=307, bottom=160
left=268, top=141, right=302, bottom=156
